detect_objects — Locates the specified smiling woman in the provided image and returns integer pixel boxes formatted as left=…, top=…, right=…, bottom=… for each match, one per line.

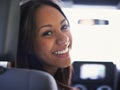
left=16, top=0, right=78, bottom=90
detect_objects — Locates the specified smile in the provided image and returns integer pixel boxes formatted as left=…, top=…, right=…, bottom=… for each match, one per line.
left=53, top=48, right=69, bottom=55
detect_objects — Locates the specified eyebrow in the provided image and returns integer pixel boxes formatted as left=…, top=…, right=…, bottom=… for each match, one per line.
left=60, top=19, right=66, bottom=25
left=38, top=19, right=67, bottom=30
left=39, top=24, right=52, bottom=30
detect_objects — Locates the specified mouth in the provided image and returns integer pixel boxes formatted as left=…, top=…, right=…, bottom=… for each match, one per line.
left=53, top=47, right=69, bottom=55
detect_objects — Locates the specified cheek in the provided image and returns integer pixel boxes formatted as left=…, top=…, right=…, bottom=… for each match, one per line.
left=33, top=41, right=50, bottom=63
left=33, top=40, right=56, bottom=65
left=33, top=39, right=54, bottom=55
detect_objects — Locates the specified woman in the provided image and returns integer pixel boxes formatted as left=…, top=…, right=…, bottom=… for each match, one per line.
left=16, top=0, right=79, bottom=90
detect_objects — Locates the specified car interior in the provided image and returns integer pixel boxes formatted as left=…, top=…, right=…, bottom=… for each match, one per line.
left=62, top=0, right=120, bottom=90
left=0, top=0, right=120, bottom=90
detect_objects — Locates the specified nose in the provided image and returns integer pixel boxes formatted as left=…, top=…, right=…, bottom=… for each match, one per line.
left=56, top=33, right=70, bottom=47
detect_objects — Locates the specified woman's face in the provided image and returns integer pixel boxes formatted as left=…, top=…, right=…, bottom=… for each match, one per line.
left=33, top=5, right=72, bottom=70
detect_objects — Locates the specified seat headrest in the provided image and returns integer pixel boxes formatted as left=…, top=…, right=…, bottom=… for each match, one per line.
left=0, top=67, right=58, bottom=90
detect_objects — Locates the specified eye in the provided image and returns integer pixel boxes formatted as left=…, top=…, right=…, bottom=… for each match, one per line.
left=61, top=24, right=70, bottom=31
left=42, top=31, right=52, bottom=36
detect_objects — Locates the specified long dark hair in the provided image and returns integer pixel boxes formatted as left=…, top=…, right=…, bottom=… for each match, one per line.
left=16, top=0, right=77, bottom=90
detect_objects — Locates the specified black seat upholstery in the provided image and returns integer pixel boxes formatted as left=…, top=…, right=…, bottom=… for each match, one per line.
left=0, top=0, right=58, bottom=90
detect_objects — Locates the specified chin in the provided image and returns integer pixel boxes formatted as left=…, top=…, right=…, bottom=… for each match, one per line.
left=59, top=60, right=71, bottom=68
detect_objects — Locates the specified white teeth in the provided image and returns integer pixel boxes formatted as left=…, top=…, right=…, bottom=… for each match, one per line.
left=54, top=48, right=69, bottom=55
